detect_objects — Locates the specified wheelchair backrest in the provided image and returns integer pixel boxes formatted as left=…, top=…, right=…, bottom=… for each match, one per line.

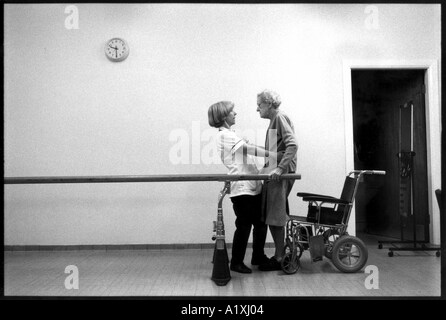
left=340, top=177, right=358, bottom=202
left=336, top=176, right=359, bottom=223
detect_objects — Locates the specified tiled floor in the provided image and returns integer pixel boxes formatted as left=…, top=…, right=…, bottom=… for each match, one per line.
left=4, top=239, right=441, bottom=297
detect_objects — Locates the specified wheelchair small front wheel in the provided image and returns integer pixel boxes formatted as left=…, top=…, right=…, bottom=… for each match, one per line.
left=284, top=243, right=304, bottom=260
left=331, top=236, right=368, bottom=273
left=281, top=252, right=300, bottom=274
left=323, top=229, right=340, bottom=259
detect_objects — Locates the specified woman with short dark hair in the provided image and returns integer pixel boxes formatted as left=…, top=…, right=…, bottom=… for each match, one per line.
left=208, top=100, right=275, bottom=273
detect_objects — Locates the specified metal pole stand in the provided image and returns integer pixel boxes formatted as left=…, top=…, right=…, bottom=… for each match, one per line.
left=211, top=181, right=231, bottom=286
left=378, top=102, right=440, bottom=257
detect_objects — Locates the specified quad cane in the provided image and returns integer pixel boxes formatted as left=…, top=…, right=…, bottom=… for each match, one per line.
left=211, top=181, right=231, bottom=286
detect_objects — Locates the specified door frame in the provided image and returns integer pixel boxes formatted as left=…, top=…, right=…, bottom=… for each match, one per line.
left=343, top=59, right=441, bottom=245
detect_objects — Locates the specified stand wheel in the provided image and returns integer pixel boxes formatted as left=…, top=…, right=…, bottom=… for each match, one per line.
left=378, top=244, right=383, bottom=249
left=436, top=251, right=441, bottom=257
left=281, top=251, right=300, bottom=274
left=388, top=251, right=394, bottom=257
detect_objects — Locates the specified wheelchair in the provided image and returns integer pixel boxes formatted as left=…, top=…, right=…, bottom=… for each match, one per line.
left=281, top=170, right=386, bottom=274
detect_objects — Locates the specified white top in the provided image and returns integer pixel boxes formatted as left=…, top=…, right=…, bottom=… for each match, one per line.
left=216, top=127, right=262, bottom=197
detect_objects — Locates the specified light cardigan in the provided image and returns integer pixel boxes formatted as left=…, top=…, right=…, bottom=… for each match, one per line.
left=261, top=110, right=298, bottom=226
left=265, top=110, right=297, bottom=172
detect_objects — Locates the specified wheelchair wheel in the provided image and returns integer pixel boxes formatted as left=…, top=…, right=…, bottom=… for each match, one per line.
left=331, top=235, right=368, bottom=273
left=284, top=243, right=304, bottom=260
left=281, top=251, right=300, bottom=274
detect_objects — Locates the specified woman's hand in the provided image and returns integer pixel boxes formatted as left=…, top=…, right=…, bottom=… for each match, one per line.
left=269, top=167, right=284, bottom=180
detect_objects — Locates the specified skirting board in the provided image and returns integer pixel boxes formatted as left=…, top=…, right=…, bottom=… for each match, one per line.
left=4, top=242, right=276, bottom=251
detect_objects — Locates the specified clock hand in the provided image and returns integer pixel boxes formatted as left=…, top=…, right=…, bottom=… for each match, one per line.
left=108, top=45, right=118, bottom=58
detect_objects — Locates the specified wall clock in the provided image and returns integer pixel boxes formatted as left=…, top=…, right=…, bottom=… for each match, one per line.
left=105, top=38, right=129, bottom=62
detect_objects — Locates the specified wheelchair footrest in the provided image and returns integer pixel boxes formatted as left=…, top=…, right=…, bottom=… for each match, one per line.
left=309, top=235, right=325, bottom=262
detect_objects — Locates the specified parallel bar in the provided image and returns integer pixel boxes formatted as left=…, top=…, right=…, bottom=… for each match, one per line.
left=4, top=174, right=301, bottom=185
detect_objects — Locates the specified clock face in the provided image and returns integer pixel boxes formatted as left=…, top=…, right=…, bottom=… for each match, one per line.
left=105, top=38, right=129, bottom=62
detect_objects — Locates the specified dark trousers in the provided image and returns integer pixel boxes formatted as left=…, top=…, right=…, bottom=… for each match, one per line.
left=230, top=194, right=267, bottom=265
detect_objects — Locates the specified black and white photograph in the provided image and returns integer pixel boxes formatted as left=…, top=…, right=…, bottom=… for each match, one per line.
left=3, top=2, right=443, bottom=303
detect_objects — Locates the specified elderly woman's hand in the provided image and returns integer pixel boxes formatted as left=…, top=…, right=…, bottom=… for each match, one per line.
left=270, top=167, right=284, bottom=180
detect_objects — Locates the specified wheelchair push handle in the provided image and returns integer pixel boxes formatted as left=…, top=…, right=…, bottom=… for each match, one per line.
left=368, top=170, right=386, bottom=175
left=350, top=170, right=386, bottom=176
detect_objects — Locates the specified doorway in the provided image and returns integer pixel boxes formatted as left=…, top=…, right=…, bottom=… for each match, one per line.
left=352, top=69, right=429, bottom=242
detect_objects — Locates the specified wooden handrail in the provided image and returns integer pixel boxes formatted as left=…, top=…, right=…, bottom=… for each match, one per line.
left=4, top=173, right=301, bottom=185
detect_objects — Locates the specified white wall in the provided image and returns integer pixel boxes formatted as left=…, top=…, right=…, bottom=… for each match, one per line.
left=4, top=4, right=441, bottom=245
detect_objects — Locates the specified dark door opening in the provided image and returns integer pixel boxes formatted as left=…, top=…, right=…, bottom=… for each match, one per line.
left=352, top=69, right=429, bottom=242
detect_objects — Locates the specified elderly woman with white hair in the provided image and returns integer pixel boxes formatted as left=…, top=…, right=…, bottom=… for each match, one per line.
left=256, top=89, right=298, bottom=271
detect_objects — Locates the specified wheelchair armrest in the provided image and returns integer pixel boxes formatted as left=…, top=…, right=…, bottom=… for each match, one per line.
left=297, top=192, right=336, bottom=199
left=302, top=196, right=350, bottom=205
